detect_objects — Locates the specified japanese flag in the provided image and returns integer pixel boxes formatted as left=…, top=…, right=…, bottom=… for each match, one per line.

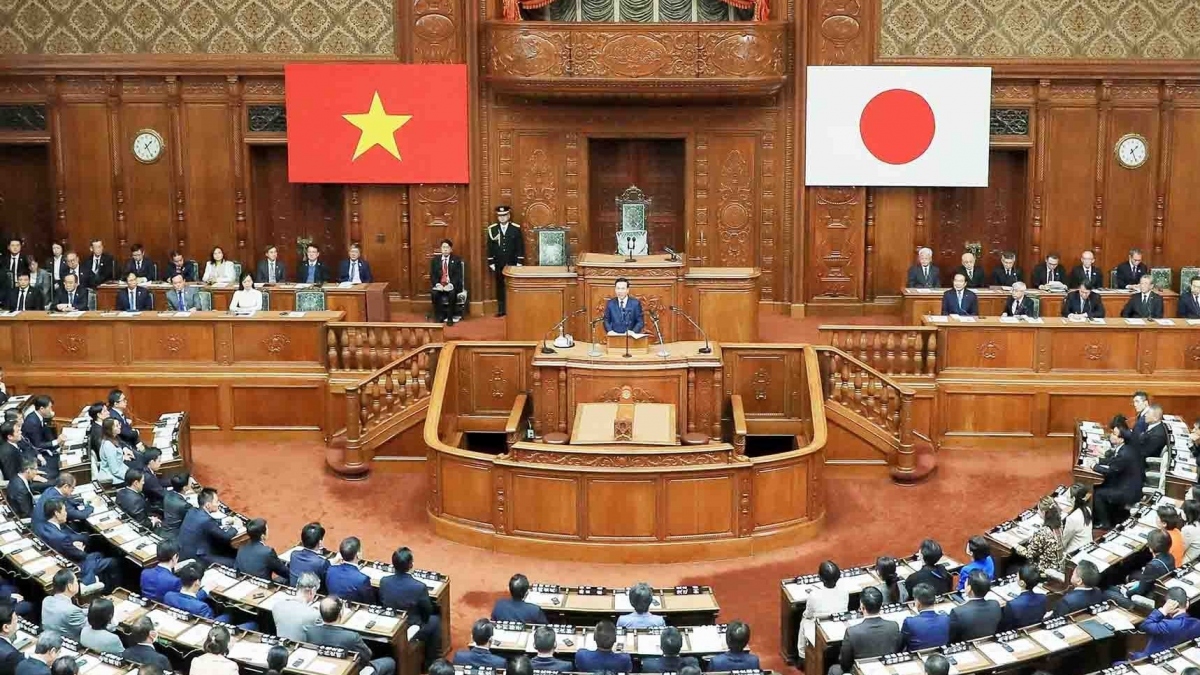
left=805, top=66, right=992, bottom=187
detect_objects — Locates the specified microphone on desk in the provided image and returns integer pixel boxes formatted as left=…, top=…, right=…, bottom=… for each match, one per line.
left=663, top=247, right=681, bottom=262
left=588, top=313, right=606, bottom=357
left=625, top=236, right=636, bottom=263
left=668, top=305, right=712, bottom=354
left=541, top=307, right=587, bottom=355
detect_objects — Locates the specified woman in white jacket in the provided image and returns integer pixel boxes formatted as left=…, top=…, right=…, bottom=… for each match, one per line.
left=1060, top=483, right=1094, bottom=554
left=202, top=246, right=238, bottom=284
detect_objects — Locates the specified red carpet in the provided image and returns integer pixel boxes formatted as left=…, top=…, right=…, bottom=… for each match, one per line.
left=194, top=440, right=1069, bottom=672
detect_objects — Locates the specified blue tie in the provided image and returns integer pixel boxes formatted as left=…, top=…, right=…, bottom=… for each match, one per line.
left=307, top=265, right=316, bottom=284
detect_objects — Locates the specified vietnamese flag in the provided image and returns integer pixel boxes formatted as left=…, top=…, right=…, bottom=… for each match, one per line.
left=285, top=63, right=469, bottom=184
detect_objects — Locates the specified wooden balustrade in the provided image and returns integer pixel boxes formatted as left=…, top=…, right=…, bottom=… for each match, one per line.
left=337, top=344, right=442, bottom=477
left=326, top=323, right=444, bottom=371
left=814, top=345, right=916, bottom=481
left=818, top=326, right=937, bottom=376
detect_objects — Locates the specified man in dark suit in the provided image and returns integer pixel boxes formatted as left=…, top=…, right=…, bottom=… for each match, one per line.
left=491, top=572, right=548, bottom=624
left=307, top=598, right=397, bottom=675
left=1136, top=405, right=1169, bottom=463
left=35, top=498, right=113, bottom=591
left=338, top=244, right=373, bottom=284
left=1, top=239, right=28, bottom=290
left=452, top=619, right=507, bottom=669
left=235, top=518, right=290, bottom=582
left=178, top=487, right=238, bottom=567
left=161, top=473, right=192, bottom=539
left=1000, top=565, right=1047, bottom=630
left=19, top=396, right=58, bottom=472
left=1069, top=250, right=1104, bottom=289
left=1062, top=281, right=1105, bottom=319
left=115, top=469, right=157, bottom=529
left=1121, top=275, right=1164, bottom=319
left=901, top=583, right=950, bottom=651
left=1051, top=560, right=1106, bottom=617
left=165, top=274, right=201, bottom=311
left=940, top=274, right=978, bottom=316
left=4, top=273, right=43, bottom=312
left=1181, top=277, right=1200, bottom=319
left=640, top=627, right=699, bottom=673
left=573, top=620, right=633, bottom=673
left=529, top=626, right=574, bottom=672
left=1031, top=253, right=1065, bottom=289
left=1000, top=282, right=1035, bottom=317
left=115, top=273, right=152, bottom=312
left=430, top=239, right=465, bottom=325
left=289, top=521, right=331, bottom=589
left=51, top=274, right=87, bottom=312
left=106, top=389, right=141, bottom=449
left=163, top=251, right=195, bottom=283
left=990, top=251, right=1024, bottom=287
left=32, top=474, right=92, bottom=530
left=122, top=244, right=157, bottom=282
left=603, top=277, right=645, bottom=334
left=0, top=422, right=25, bottom=482
left=164, top=562, right=228, bottom=620
left=708, top=620, right=760, bottom=671
left=254, top=246, right=286, bottom=284
left=1115, top=529, right=1176, bottom=605
left=905, top=247, right=940, bottom=289
left=380, top=547, right=441, bottom=668
left=82, top=240, right=116, bottom=289
left=953, top=251, right=986, bottom=289
left=949, top=571, right=1002, bottom=642
left=6, top=460, right=39, bottom=519
left=487, top=205, right=525, bottom=317
left=0, top=604, right=27, bottom=675
left=830, top=587, right=901, bottom=675
left=1114, top=248, right=1148, bottom=289
left=1125, top=391, right=1150, bottom=441
left=121, top=616, right=172, bottom=671
left=904, top=540, right=953, bottom=596
left=139, top=448, right=165, bottom=508
left=325, top=536, right=376, bottom=605
left=1092, top=425, right=1145, bottom=529
left=140, top=540, right=182, bottom=602
left=297, top=245, right=329, bottom=285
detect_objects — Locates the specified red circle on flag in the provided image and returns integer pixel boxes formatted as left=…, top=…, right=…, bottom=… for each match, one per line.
left=858, top=89, right=936, bottom=165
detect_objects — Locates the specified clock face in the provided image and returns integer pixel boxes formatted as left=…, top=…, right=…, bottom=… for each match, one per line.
left=1116, top=134, right=1148, bottom=169
left=132, top=130, right=164, bottom=164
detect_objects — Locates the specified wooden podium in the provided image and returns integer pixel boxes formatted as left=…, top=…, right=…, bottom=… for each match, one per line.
left=606, top=333, right=649, bottom=355
left=505, top=253, right=759, bottom=344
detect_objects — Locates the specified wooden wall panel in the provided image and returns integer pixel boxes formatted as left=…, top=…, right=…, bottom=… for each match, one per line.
left=1103, top=105, right=1159, bottom=267
left=409, top=185, right=468, bottom=303
left=1164, top=105, right=1200, bottom=273
left=127, top=385, right=220, bottom=430
left=354, top=186, right=406, bottom=298
left=868, top=188, right=916, bottom=300
left=60, top=103, right=116, bottom=251
left=0, top=146, right=53, bottom=258
left=1046, top=394, right=1131, bottom=435
left=1042, top=106, right=1099, bottom=261
left=231, top=386, right=323, bottom=429
left=751, top=462, right=809, bottom=527
left=438, top=457, right=495, bottom=525
left=705, top=135, right=756, bottom=268
left=181, top=101, right=237, bottom=263
left=120, top=103, right=175, bottom=256
left=941, top=393, right=1034, bottom=435
left=461, top=350, right=525, bottom=416
left=664, top=475, right=734, bottom=537
left=510, top=473, right=580, bottom=537
left=588, top=478, right=656, bottom=539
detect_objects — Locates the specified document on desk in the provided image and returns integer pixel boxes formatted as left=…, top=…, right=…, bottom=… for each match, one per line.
left=525, top=590, right=566, bottom=607
left=338, top=282, right=354, bottom=288
left=172, top=312, right=192, bottom=317
left=606, top=330, right=648, bottom=338
left=635, top=633, right=662, bottom=655
left=856, top=662, right=888, bottom=675
left=892, top=659, right=924, bottom=675
left=223, top=579, right=262, bottom=600
left=927, top=315, right=948, bottom=323
left=289, top=648, right=320, bottom=672
left=1096, top=609, right=1136, bottom=631
left=614, top=592, right=633, bottom=612
left=1154, top=319, right=1175, bottom=326
left=977, top=642, right=1018, bottom=666
left=1124, top=318, right=1147, bottom=325
left=950, top=315, right=976, bottom=322
left=202, top=568, right=240, bottom=592
left=111, top=599, right=142, bottom=623
left=147, top=609, right=191, bottom=637
left=0, top=539, right=30, bottom=555
left=282, top=312, right=307, bottom=317
left=1028, top=629, right=1070, bottom=652
left=687, top=626, right=724, bottom=653
left=176, top=622, right=210, bottom=647
left=227, top=639, right=271, bottom=665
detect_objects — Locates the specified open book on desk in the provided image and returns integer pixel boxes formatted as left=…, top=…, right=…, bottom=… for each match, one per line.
left=607, top=330, right=648, bottom=338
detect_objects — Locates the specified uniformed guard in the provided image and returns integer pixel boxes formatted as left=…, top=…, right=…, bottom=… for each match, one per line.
left=486, top=205, right=524, bottom=317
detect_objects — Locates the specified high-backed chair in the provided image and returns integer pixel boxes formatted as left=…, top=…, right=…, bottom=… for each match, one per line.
left=196, top=290, right=213, bottom=311
left=295, top=289, right=326, bottom=311
left=185, top=260, right=200, bottom=282
left=86, top=289, right=97, bottom=310
left=1180, top=267, right=1200, bottom=294
left=1109, top=268, right=1119, bottom=289
left=232, top=261, right=243, bottom=281
left=1028, top=295, right=1041, bottom=318
left=260, top=290, right=271, bottom=311
left=1151, top=267, right=1172, bottom=291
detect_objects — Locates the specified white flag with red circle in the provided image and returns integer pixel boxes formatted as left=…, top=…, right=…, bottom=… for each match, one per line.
left=805, top=66, right=992, bottom=187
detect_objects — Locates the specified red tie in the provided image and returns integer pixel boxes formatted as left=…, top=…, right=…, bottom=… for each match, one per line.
left=441, top=258, right=449, bottom=285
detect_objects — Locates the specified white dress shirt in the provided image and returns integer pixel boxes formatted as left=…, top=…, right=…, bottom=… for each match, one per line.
left=229, top=289, right=263, bottom=312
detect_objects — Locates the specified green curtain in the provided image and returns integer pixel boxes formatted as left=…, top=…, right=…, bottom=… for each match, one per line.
left=658, top=0, right=692, bottom=22
left=620, top=0, right=653, bottom=22
left=582, top=0, right=613, bottom=22
left=697, top=0, right=729, bottom=21
left=544, top=0, right=736, bottom=22
left=549, top=0, right=577, bottom=21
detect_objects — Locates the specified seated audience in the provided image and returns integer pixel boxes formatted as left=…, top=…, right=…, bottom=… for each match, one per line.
left=51, top=274, right=87, bottom=312
left=166, top=274, right=202, bottom=310
left=1000, top=565, right=1047, bottom=630
left=4, top=272, right=44, bottom=311
left=192, top=626, right=239, bottom=675
left=991, top=251, right=1023, bottom=286
left=289, top=522, right=331, bottom=588
left=1118, top=529, right=1175, bottom=603
left=641, top=627, right=699, bottom=673
left=139, top=448, right=165, bottom=508
left=1018, top=506, right=1065, bottom=574
left=529, top=626, right=574, bottom=672
left=1160, top=504, right=1186, bottom=564
left=83, top=240, right=116, bottom=288
left=1061, top=484, right=1093, bottom=553
left=1180, top=276, right=1200, bottom=319
left=1062, top=280, right=1105, bottom=319
left=1052, top=560, right=1107, bottom=617
left=266, top=645, right=289, bottom=675
left=452, top=619, right=508, bottom=669
left=122, top=615, right=173, bottom=670
left=115, top=273, right=151, bottom=311
left=709, top=619, right=759, bottom=671
left=1183, top=500, right=1200, bottom=566
left=297, top=245, right=329, bottom=285
left=924, top=654, right=950, bottom=675
left=95, top=419, right=129, bottom=486
left=235, top=518, right=290, bottom=582
left=1093, top=423, right=1144, bottom=529
left=874, top=556, right=908, bottom=604
left=905, top=539, right=953, bottom=596
left=326, top=536, right=376, bottom=605
left=27, top=258, right=52, bottom=307
left=115, top=468, right=158, bottom=529
left=830, top=587, right=900, bottom=675
left=574, top=620, right=634, bottom=673
left=1069, top=250, right=1104, bottom=289
left=901, top=583, right=950, bottom=651
left=255, top=246, right=287, bottom=284
left=178, top=487, right=238, bottom=567
left=491, top=573, right=548, bottom=624
left=430, top=239, right=465, bottom=324
left=228, top=274, right=263, bottom=312
left=379, top=547, right=441, bottom=668
left=948, top=571, right=1001, bottom=642
left=1032, top=253, right=1065, bottom=289
left=956, top=536, right=995, bottom=590
left=41, top=570, right=86, bottom=641
left=163, top=251, right=194, bottom=283
left=1121, top=274, right=1164, bottom=319
left=202, top=247, right=237, bottom=285
left=618, top=582, right=664, bottom=629
left=940, top=273, right=978, bottom=316
left=36, top=499, right=113, bottom=592
left=272, top=572, right=321, bottom=642
left=80, top=598, right=125, bottom=654
left=140, top=539, right=182, bottom=602
left=799, top=560, right=849, bottom=651
left=0, top=604, right=20, bottom=673
left=905, top=247, right=939, bottom=288
left=123, top=244, right=157, bottom=282
left=340, top=244, right=373, bottom=283
left=1114, top=248, right=1148, bottom=289
left=165, top=563, right=227, bottom=620
left=18, top=631, right=62, bottom=675
left=162, top=473, right=193, bottom=538
left=1001, top=282, right=1035, bottom=317
left=305, top=597, right=396, bottom=675
left=1138, top=405, right=1169, bottom=463
left=953, top=251, right=985, bottom=289
left=1131, top=587, right=1200, bottom=660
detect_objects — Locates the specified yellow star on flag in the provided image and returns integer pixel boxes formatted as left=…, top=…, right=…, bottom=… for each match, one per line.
left=342, top=91, right=413, bottom=161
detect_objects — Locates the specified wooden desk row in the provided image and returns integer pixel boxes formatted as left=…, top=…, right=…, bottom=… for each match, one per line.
left=519, top=585, right=719, bottom=626
left=14, top=617, right=141, bottom=675
left=983, top=485, right=1076, bottom=560
left=96, top=281, right=391, bottom=323
left=110, top=588, right=362, bottom=675
left=0, top=504, right=78, bottom=592
left=902, top=287, right=1181, bottom=325
left=486, top=621, right=731, bottom=657
left=58, top=408, right=191, bottom=486
left=1084, top=638, right=1200, bottom=675
left=1073, top=417, right=1195, bottom=500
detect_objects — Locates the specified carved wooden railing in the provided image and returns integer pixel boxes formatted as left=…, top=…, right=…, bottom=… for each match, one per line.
left=332, top=344, right=441, bottom=477
left=327, top=323, right=444, bottom=372
left=813, top=345, right=917, bottom=483
left=818, top=326, right=937, bottom=377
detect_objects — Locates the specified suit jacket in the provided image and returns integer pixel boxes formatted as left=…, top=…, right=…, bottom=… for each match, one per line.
left=453, top=646, right=507, bottom=670
left=178, top=507, right=237, bottom=562
left=1180, top=292, right=1200, bottom=319
left=30, top=271, right=52, bottom=307
left=33, top=521, right=87, bottom=564
left=33, top=486, right=92, bottom=528
left=839, top=617, right=901, bottom=672
left=1069, top=265, right=1104, bottom=289
left=272, top=597, right=320, bottom=642
left=296, top=260, right=330, bottom=285
left=906, top=264, right=940, bottom=289
left=14, top=657, right=48, bottom=675
left=163, top=589, right=216, bottom=618
left=0, top=254, right=28, bottom=288
left=254, top=259, right=287, bottom=284
left=338, top=259, right=373, bottom=283
left=5, top=478, right=34, bottom=519
left=3, top=287, right=43, bottom=311
left=1131, top=609, right=1200, bottom=660
left=901, top=610, right=951, bottom=651
left=1136, top=423, right=1170, bottom=463
left=487, top=223, right=525, bottom=269
left=1128, top=553, right=1176, bottom=598
left=1121, top=292, right=1164, bottom=319
left=0, top=443, right=19, bottom=482
left=109, top=409, right=140, bottom=448
left=121, top=644, right=171, bottom=671
left=1061, top=291, right=1105, bottom=318
left=82, top=253, right=116, bottom=288
left=142, top=469, right=164, bottom=508
left=940, top=289, right=978, bottom=316
left=21, top=412, right=55, bottom=453
left=1115, top=261, right=1149, bottom=289
left=530, top=656, right=576, bottom=672
left=162, top=262, right=196, bottom=283
left=123, top=259, right=158, bottom=282
left=1094, top=442, right=1145, bottom=504
left=116, top=487, right=153, bottom=528
left=46, top=257, right=67, bottom=285
left=904, top=566, right=952, bottom=596
left=288, top=548, right=331, bottom=589
left=604, top=297, right=645, bottom=333
left=235, top=540, right=290, bottom=581
left=640, top=656, right=699, bottom=673
left=953, top=265, right=986, bottom=289
left=948, top=598, right=1002, bottom=642
left=51, top=288, right=88, bottom=312
left=991, top=265, right=1024, bottom=287
left=1031, top=263, right=1065, bottom=287
left=305, top=623, right=374, bottom=666
left=1002, top=296, right=1035, bottom=317
left=491, top=598, right=548, bottom=624
left=430, top=255, right=465, bottom=291
left=41, top=594, right=85, bottom=641
left=379, top=572, right=435, bottom=625
left=139, top=565, right=181, bottom=602
left=161, top=491, right=190, bottom=537
left=707, top=651, right=760, bottom=672
left=0, top=639, right=24, bottom=675
left=165, top=286, right=202, bottom=311
left=115, top=287, right=152, bottom=311
left=1051, top=587, right=1106, bottom=617
left=573, top=649, right=633, bottom=674
left=1000, top=590, right=1047, bottom=630
left=325, top=562, right=377, bottom=605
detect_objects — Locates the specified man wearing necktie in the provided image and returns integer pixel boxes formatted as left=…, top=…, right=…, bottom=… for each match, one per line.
left=122, top=244, right=157, bottom=282
left=429, top=239, right=464, bottom=325
left=298, top=245, right=328, bottom=285
left=1179, top=277, right=1200, bottom=319
left=1061, top=280, right=1105, bottom=320
left=2, top=238, right=28, bottom=291
left=1115, top=248, right=1148, bottom=290
left=53, top=274, right=87, bottom=312
left=4, top=273, right=43, bottom=312
left=255, top=246, right=287, bottom=285
left=1069, top=250, right=1104, bottom=289
left=1033, top=253, right=1064, bottom=289
left=339, top=244, right=374, bottom=284
left=83, top=239, right=114, bottom=289
left=166, top=274, right=200, bottom=311
left=905, top=247, right=940, bottom=289
left=990, top=251, right=1025, bottom=287
left=939, top=273, right=978, bottom=316
left=1121, top=274, right=1163, bottom=319
left=1000, top=282, right=1035, bottom=317
left=116, top=273, right=152, bottom=312
left=603, top=278, right=645, bottom=334
left=954, top=251, right=985, bottom=289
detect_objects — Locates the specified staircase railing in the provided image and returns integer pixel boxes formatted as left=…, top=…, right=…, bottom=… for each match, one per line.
left=327, top=323, right=444, bottom=372
left=817, top=326, right=937, bottom=376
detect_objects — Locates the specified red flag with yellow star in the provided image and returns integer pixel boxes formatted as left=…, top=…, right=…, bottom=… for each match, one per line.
left=284, top=63, right=469, bottom=184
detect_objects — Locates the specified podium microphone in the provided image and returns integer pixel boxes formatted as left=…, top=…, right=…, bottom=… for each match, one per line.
left=625, top=236, right=636, bottom=263
left=648, top=309, right=669, bottom=358
left=588, top=314, right=605, bottom=357
left=541, top=307, right=587, bottom=354
left=668, top=305, right=712, bottom=354
left=663, top=246, right=681, bottom=262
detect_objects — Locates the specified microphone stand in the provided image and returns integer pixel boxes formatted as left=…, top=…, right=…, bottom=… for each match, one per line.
left=541, top=308, right=585, bottom=354
left=648, top=310, right=669, bottom=358
left=623, top=330, right=631, bottom=358
left=669, top=306, right=712, bottom=354
left=625, top=236, right=636, bottom=263
left=588, top=315, right=605, bottom=357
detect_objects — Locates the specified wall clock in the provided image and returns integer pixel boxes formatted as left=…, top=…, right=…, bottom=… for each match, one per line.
left=132, top=128, right=165, bottom=164
left=1115, top=133, right=1148, bottom=169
